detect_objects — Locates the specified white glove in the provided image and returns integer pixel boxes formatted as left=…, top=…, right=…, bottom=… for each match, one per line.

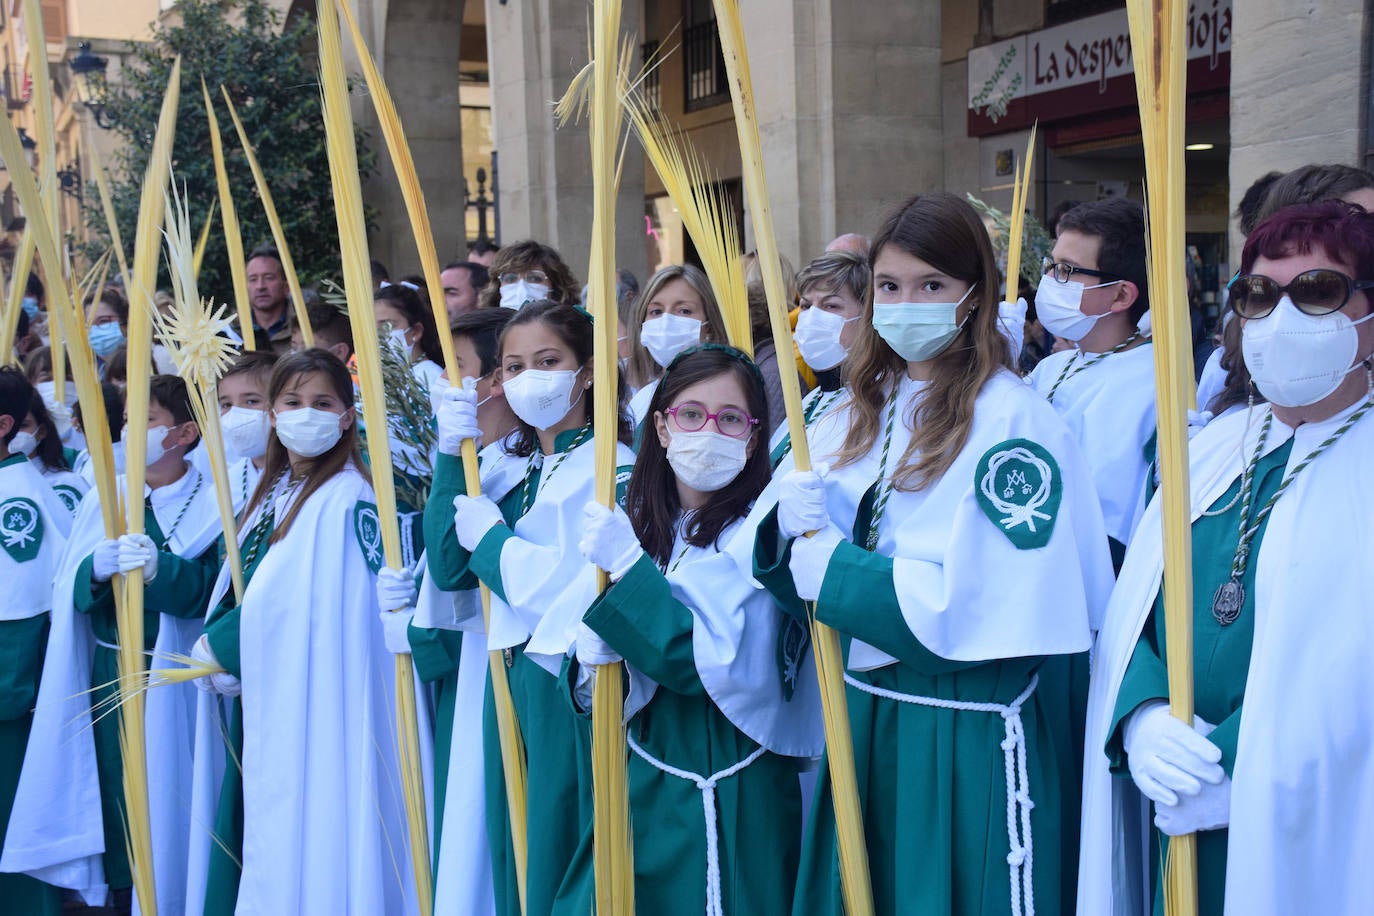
left=1154, top=772, right=1231, bottom=836
left=579, top=502, right=643, bottom=581
left=789, top=524, right=843, bottom=602
left=1123, top=700, right=1224, bottom=806
left=190, top=635, right=242, bottom=697
left=91, top=539, right=121, bottom=583
left=379, top=608, right=415, bottom=655
left=777, top=467, right=830, bottom=539
left=433, top=377, right=481, bottom=456
left=998, top=296, right=1028, bottom=358
left=375, top=565, right=419, bottom=612
left=575, top=621, right=621, bottom=667
left=1186, top=409, right=1214, bottom=440
left=117, top=533, right=159, bottom=581
left=453, top=494, right=505, bottom=552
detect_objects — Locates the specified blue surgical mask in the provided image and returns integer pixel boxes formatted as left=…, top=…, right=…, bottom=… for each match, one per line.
left=20, top=296, right=39, bottom=320
left=89, top=322, right=125, bottom=359
left=871, top=284, right=977, bottom=362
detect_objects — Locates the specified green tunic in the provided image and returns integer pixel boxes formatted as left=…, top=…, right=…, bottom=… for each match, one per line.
left=1106, top=439, right=1291, bottom=916
left=73, top=500, right=218, bottom=890
left=582, top=552, right=803, bottom=915
left=0, top=613, right=62, bottom=914
left=754, top=503, right=1081, bottom=916
left=423, top=431, right=626, bottom=916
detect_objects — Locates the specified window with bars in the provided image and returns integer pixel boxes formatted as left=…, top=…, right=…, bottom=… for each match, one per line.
left=683, top=20, right=728, bottom=111
left=642, top=39, right=661, bottom=113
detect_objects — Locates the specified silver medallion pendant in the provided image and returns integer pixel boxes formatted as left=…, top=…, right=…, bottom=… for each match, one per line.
left=1212, top=577, right=1245, bottom=626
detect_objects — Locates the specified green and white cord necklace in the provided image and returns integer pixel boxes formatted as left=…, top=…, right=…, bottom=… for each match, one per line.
left=865, top=387, right=901, bottom=552
left=1046, top=330, right=1143, bottom=403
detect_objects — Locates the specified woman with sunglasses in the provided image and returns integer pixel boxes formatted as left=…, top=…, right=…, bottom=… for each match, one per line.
left=742, top=193, right=1113, bottom=916
left=1081, top=200, right=1374, bottom=916
left=424, top=300, right=634, bottom=916
left=573, top=344, right=821, bottom=915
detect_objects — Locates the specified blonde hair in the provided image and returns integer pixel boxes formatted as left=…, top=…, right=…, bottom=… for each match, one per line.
left=834, top=192, right=1011, bottom=490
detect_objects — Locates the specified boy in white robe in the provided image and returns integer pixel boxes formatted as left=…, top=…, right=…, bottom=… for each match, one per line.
left=1029, top=197, right=1156, bottom=569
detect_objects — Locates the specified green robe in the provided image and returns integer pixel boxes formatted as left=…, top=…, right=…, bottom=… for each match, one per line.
left=423, top=431, right=627, bottom=916
left=0, top=614, right=62, bottom=914
left=73, top=501, right=218, bottom=891
left=1106, top=439, right=1291, bottom=916
left=582, top=552, right=803, bottom=915
left=407, top=621, right=464, bottom=876
left=754, top=501, right=1081, bottom=916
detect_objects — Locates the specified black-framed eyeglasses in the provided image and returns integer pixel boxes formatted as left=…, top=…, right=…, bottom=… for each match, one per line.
left=1228, top=269, right=1374, bottom=319
left=498, top=269, right=550, bottom=287
left=664, top=402, right=758, bottom=439
left=1040, top=256, right=1121, bottom=285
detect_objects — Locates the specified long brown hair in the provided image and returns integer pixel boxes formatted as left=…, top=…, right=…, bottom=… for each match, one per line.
left=834, top=192, right=1011, bottom=490
left=624, top=264, right=727, bottom=390
left=242, top=348, right=369, bottom=543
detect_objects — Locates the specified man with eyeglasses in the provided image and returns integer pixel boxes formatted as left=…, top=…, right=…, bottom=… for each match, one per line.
left=1079, top=199, right=1374, bottom=916
left=1027, top=196, right=1155, bottom=570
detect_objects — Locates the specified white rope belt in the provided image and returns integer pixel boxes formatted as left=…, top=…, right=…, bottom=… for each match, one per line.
left=626, top=733, right=768, bottom=916
left=842, top=671, right=1041, bottom=916
left=94, top=637, right=121, bottom=651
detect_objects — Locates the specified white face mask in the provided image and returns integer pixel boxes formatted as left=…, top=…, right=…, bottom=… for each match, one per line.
left=503, top=368, right=584, bottom=431
left=794, top=306, right=857, bottom=371
left=8, top=430, right=38, bottom=457
left=641, top=313, right=703, bottom=368
left=500, top=280, right=552, bottom=310
left=666, top=429, right=749, bottom=492
left=1241, top=295, right=1374, bottom=407
left=274, top=407, right=344, bottom=458
left=871, top=285, right=976, bottom=362
left=127, top=425, right=173, bottom=467
left=221, top=406, right=272, bottom=460
left=386, top=327, right=411, bottom=359
left=1035, top=277, right=1121, bottom=341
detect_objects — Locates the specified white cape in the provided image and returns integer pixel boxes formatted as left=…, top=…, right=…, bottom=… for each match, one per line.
left=1078, top=401, right=1374, bottom=915
left=2, top=467, right=221, bottom=906
left=1028, top=343, right=1157, bottom=546
left=189, top=467, right=417, bottom=914
left=730, top=369, right=1112, bottom=670
left=622, top=518, right=824, bottom=758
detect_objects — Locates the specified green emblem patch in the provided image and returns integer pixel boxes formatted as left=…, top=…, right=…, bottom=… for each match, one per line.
left=53, top=485, right=81, bottom=514
left=777, top=617, right=809, bottom=702
left=0, top=497, right=44, bottom=562
left=354, top=501, right=384, bottom=573
left=974, top=438, right=1061, bottom=550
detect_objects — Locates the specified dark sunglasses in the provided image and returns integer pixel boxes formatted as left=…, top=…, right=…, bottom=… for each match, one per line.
left=1228, top=269, right=1374, bottom=319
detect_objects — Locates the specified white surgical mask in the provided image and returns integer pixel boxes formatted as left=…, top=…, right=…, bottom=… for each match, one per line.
left=871, top=285, right=977, bottom=362
left=1241, top=295, right=1374, bottom=407
left=128, top=424, right=173, bottom=467
left=503, top=368, right=584, bottom=431
left=641, top=313, right=702, bottom=368
left=794, top=307, right=857, bottom=370
left=274, top=407, right=344, bottom=458
left=8, top=430, right=38, bottom=457
left=500, top=280, right=552, bottom=310
left=221, top=406, right=272, bottom=460
left=386, top=327, right=411, bottom=359
left=1034, top=278, right=1121, bottom=341
left=666, top=429, right=749, bottom=492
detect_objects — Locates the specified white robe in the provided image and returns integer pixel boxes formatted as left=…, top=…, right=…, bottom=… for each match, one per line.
left=34, top=460, right=90, bottom=517
left=2, top=464, right=221, bottom=906
left=197, top=466, right=416, bottom=914
left=0, top=456, right=73, bottom=620
left=1078, top=399, right=1374, bottom=916
left=1028, top=342, right=1157, bottom=548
